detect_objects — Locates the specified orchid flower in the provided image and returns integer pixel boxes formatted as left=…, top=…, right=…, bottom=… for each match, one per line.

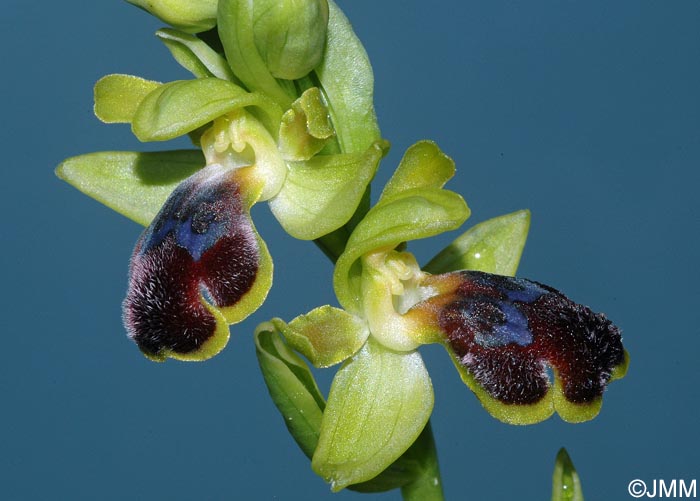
left=256, top=141, right=628, bottom=491
left=56, top=0, right=387, bottom=360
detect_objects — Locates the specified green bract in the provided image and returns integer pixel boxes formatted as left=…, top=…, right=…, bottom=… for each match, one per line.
left=551, top=449, right=585, bottom=501
left=315, top=0, right=379, bottom=154
left=255, top=325, right=326, bottom=458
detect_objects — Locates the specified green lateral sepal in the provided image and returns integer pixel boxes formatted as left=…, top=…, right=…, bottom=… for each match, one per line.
left=55, top=150, right=205, bottom=226
left=424, top=209, right=530, bottom=275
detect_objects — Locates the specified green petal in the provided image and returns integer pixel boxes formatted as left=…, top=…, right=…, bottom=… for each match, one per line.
left=93, top=74, right=162, bottom=124
left=552, top=448, right=584, bottom=501
left=55, top=150, right=204, bottom=226
left=278, top=87, right=335, bottom=161
left=423, top=209, right=531, bottom=275
left=132, top=78, right=282, bottom=142
left=312, top=339, right=434, bottom=491
left=275, top=306, right=369, bottom=368
left=379, top=140, right=455, bottom=202
left=254, top=325, right=326, bottom=458
left=268, top=141, right=387, bottom=240
left=334, top=188, right=469, bottom=313
left=313, top=0, right=380, bottom=153
left=155, top=28, right=239, bottom=83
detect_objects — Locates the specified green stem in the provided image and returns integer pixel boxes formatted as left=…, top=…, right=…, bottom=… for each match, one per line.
left=313, top=226, right=348, bottom=263
left=400, top=421, right=444, bottom=501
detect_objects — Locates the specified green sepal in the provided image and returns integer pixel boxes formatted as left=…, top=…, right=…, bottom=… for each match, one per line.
left=313, top=0, right=380, bottom=154
left=55, top=150, right=204, bottom=226
left=132, top=78, right=282, bottom=142
left=312, top=338, right=434, bottom=491
left=217, top=0, right=294, bottom=108
left=379, top=140, right=455, bottom=202
left=155, top=28, right=239, bottom=83
left=278, top=87, right=335, bottom=161
left=334, top=188, right=469, bottom=313
left=254, top=325, right=326, bottom=458
left=269, top=140, right=387, bottom=240
left=127, top=0, right=217, bottom=33
left=552, top=448, right=584, bottom=501
left=424, top=209, right=531, bottom=275
left=274, top=306, right=369, bottom=368
left=93, top=74, right=162, bottom=124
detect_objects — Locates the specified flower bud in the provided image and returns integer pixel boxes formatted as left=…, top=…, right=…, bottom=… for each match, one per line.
left=127, top=0, right=217, bottom=33
left=253, top=0, right=329, bottom=80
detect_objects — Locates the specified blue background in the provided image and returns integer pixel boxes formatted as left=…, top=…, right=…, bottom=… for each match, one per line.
left=3, top=1, right=699, bottom=499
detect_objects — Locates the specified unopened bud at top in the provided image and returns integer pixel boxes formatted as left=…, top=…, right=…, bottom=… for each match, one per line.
left=253, top=0, right=329, bottom=80
left=127, top=0, right=217, bottom=33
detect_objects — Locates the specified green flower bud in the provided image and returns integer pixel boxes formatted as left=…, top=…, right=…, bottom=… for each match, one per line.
left=253, top=0, right=330, bottom=80
left=127, top=0, right=217, bottom=33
